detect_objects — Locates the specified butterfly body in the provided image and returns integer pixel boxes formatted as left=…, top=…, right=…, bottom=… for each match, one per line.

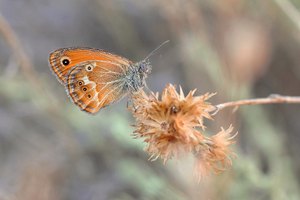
left=49, top=47, right=151, bottom=113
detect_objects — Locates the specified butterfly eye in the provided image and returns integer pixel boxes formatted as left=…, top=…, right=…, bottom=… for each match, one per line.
left=87, top=94, right=92, bottom=98
left=61, top=57, right=70, bottom=66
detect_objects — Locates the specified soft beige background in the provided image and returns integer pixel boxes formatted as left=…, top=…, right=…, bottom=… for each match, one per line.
left=0, top=0, right=300, bottom=199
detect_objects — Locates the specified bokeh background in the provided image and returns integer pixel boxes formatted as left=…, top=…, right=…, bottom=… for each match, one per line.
left=0, top=0, right=300, bottom=199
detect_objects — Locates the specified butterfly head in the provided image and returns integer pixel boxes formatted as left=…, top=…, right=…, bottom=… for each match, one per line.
left=138, top=60, right=152, bottom=76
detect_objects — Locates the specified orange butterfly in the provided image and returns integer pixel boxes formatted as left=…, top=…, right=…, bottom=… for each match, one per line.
left=49, top=41, right=168, bottom=114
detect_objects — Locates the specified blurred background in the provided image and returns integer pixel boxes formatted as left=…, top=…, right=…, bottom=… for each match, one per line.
left=0, top=0, right=300, bottom=199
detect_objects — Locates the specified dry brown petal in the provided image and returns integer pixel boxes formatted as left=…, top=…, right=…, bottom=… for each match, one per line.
left=193, top=126, right=237, bottom=181
left=130, top=84, right=215, bottom=161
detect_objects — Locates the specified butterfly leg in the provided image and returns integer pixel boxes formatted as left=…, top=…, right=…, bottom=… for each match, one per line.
left=127, top=94, right=139, bottom=113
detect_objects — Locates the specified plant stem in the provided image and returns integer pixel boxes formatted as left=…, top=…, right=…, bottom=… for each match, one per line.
left=210, top=94, right=300, bottom=115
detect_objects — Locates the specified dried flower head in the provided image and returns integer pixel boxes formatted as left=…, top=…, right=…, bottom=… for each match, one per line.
left=129, top=84, right=237, bottom=180
left=194, top=125, right=237, bottom=181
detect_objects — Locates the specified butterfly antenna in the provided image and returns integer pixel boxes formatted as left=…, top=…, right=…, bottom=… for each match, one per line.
left=143, top=40, right=170, bottom=61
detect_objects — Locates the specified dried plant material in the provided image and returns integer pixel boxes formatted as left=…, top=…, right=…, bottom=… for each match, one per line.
left=194, top=125, right=237, bottom=181
left=129, top=84, right=237, bottom=180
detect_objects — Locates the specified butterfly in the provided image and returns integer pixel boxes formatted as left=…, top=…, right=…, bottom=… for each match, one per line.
left=49, top=41, right=168, bottom=114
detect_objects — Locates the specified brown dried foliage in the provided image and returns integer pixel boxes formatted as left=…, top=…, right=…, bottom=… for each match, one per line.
left=130, top=84, right=237, bottom=181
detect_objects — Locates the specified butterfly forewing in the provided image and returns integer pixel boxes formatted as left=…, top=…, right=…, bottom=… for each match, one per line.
left=66, top=60, right=129, bottom=113
left=49, top=47, right=132, bottom=84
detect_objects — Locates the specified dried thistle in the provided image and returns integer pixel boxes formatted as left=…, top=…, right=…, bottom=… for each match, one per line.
left=129, top=84, right=237, bottom=180
left=194, top=125, right=237, bottom=181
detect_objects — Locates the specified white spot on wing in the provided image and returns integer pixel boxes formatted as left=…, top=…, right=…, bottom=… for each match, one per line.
left=82, top=76, right=90, bottom=84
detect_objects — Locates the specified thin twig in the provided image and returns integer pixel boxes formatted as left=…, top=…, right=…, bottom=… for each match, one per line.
left=0, top=13, right=61, bottom=120
left=0, top=13, right=40, bottom=86
left=210, top=94, right=300, bottom=115
left=0, top=13, right=80, bottom=156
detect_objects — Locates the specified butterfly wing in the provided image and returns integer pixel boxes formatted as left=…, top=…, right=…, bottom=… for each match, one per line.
left=66, top=60, right=129, bottom=113
left=49, top=47, right=132, bottom=84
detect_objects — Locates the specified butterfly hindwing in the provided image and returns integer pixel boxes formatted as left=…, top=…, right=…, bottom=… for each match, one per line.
left=66, top=61, right=129, bottom=113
